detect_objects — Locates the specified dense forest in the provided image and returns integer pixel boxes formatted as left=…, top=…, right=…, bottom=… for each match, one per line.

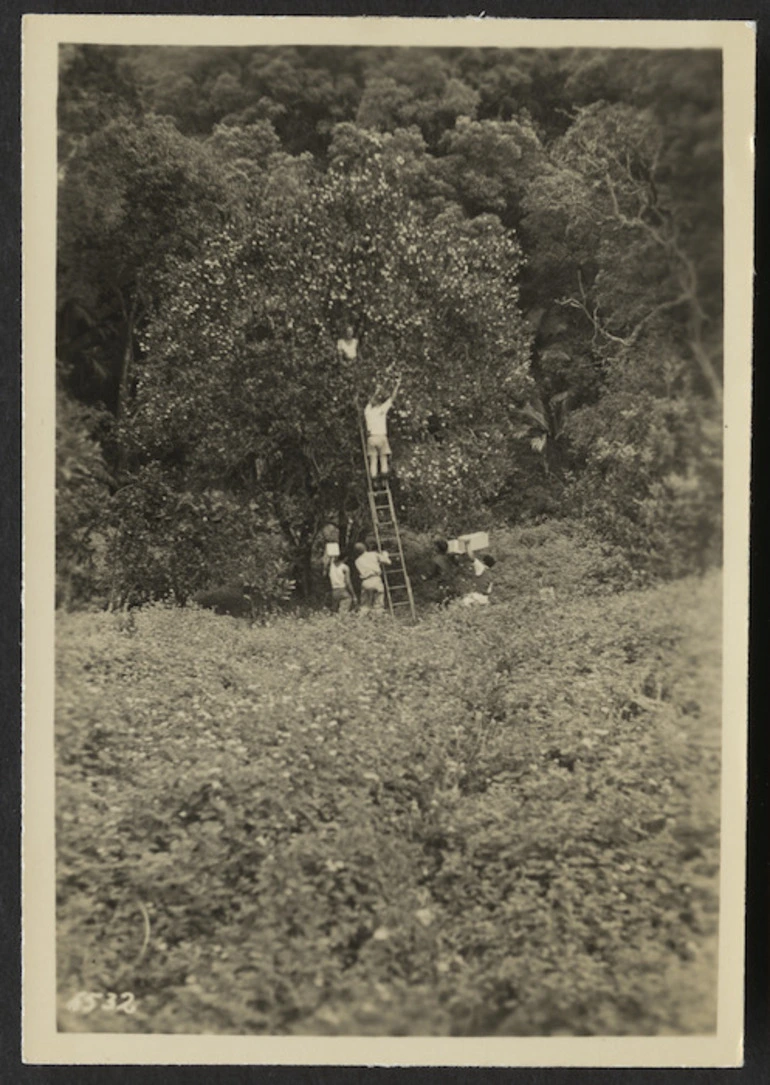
left=55, top=45, right=726, bottom=1036
left=56, top=44, right=724, bottom=607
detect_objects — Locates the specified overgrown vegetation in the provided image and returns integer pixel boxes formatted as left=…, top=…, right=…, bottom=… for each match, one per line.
left=56, top=45, right=723, bottom=608
left=54, top=45, right=724, bottom=1038
left=56, top=529, right=720, bottom=1036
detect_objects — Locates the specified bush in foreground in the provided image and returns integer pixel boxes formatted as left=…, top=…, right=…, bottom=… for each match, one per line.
left=56, top=571, right=720, bottom=1036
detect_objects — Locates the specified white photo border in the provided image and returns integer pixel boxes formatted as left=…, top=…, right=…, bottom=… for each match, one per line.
left=22, top=14, right=755, bottom=1067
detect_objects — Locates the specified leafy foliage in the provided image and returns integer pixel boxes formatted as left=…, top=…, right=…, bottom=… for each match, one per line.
left=56, top=385, right=113, bottom=607
left=58, top=112, right=236, bottom=418
left=53, top=44, right=726, bottom=1043
left=56, top=45, right=723, bottom=595
left=565, top=352, right=722, bottom=577
left=56, top=555, right=721, bottom=1035
left=104, top=470, right=294, bottom=609
left=125, top=144, right=529, bottom=588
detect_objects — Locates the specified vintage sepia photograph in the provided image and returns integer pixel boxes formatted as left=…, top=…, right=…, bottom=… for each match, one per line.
left=22, top=15, right=753, bottom=1067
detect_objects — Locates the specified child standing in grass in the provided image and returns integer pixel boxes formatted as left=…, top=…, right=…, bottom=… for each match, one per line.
left=354, top=539, right=391, bottom=611
left=328, top=553, right=356, bottom=614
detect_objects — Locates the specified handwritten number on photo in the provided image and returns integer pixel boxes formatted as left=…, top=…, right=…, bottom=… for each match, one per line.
left=65, top=991, right=137, bottom=1015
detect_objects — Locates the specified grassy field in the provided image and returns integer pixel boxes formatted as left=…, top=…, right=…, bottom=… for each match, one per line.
left=55, top=530, right=721, bottom=1036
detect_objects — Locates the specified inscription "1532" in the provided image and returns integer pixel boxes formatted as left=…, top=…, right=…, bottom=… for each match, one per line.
left=65, top=991, right=137, bottom=1015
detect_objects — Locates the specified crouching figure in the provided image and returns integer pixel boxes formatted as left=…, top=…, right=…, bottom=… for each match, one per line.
left=459, top=540, right=496, bottom=607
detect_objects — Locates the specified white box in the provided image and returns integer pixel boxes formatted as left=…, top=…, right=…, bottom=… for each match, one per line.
left=457, top=531, right=490, bottom=553
left=325, top=542, right=340, bottom=558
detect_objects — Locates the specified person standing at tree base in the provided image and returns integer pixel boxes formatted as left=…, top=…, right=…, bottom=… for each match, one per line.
left=364, top=378, right=400, bottom=482
left=354, top=540, right=391, bottom=611
left=328, top=553, right=356, bottom=614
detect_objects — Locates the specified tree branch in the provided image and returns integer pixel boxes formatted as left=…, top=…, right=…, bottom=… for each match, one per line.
left=601, top=169, right=671, bottom=252
left=558, top=276, right=694, bottom=349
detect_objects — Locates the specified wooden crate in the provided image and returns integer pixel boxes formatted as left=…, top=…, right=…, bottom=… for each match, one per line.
left=448, top=531, right=489, bottom=554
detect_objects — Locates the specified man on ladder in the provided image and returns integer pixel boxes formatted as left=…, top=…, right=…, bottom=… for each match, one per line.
left=364, top=378, right=401, bottom=485
left=356, top=375, right=416, bottom=621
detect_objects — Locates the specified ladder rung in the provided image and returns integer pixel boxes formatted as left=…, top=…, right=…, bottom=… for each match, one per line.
left=361, top=423, right=414, bottom=620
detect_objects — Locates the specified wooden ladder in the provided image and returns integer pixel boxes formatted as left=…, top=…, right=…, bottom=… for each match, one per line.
left=359, top=416, right=417, bottom=622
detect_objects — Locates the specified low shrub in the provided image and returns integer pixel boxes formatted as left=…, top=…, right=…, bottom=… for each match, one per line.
left=56, top=572, right=721, bottom=1035
left=564, top=362, right=722, bottom=581
left=476, top=521, right=641, bottom=599
left=56, top=387, right=113, bottom=609
left=104, top=470, right=294, bottom=610
left=391, top=520, right=635, bottom=611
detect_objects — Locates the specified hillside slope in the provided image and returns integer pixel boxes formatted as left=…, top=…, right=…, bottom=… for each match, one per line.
left=56, top=571, right=722, bottom=1035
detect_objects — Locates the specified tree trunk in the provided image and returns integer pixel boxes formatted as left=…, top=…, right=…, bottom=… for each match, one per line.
left=337, top=503, right=350, bottom=551
left=117, top=306, right=135, bottom=423
left=689, top=335, right=723, bottom=406
left=685, top=282, right=722, bottom=405
left=292, top=542, right=314, bottom=599
left=273, top=505, right=319, bottom=601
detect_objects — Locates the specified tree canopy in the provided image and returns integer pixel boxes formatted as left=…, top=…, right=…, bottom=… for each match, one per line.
left=56, top=44, right=723, bottom=606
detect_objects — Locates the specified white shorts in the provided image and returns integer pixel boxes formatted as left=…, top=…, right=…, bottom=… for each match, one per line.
left=367, top=434, right=391, bottom=456
left=360, top=578, right=385, bottom=607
